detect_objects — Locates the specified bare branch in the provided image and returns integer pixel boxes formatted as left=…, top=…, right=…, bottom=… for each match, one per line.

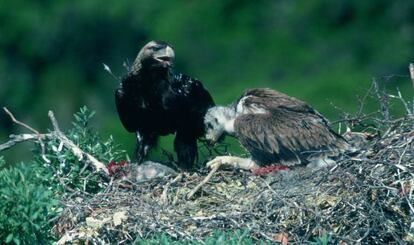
left=3, top=107, right=50, bottom=162
left=161, top=173, right=183, bottom=205
left=48, top=110, right=109, bottom=175
left=0, top=108, right=109, bottom=175
left=0, top=133, right=50, bottom=151
left=187, top=165, right=219, bottom=199
left=3, top=107, right=41, bottom=135
left=388, top=88, right=412, bottom=117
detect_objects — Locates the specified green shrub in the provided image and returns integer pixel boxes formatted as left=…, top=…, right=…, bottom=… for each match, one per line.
left=36, top=106, right=126, bottom=195
left=309, top=233, right=333, bottom=245
left=134, top=230, right=261, bottom=245
left=0, top=162, right=60, bottom=244
left=0, top=106, right=127, bottom=244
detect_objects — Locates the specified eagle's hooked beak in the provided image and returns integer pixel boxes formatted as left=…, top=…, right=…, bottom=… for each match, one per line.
left=217, top=134, right=226, bottom=143
left=206, top=134, right=225, bottom=146
left=155, top=46, right=175, bottom=67
left=206, top=139, right=215, bottom=146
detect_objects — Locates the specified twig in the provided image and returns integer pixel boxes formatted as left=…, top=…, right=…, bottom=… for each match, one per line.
left=3, top=107, right=50, bottom=163
left=388, top=88, right=412, bottom=116
left=103, top=63, right=121, bottom=82
left=0, top=133, right=49, bottom=151
left=48, top=110, right=109, bottom=175
left=3, top=107, right=41, bottom=134
left=373, top=79, right=391, bottom=122
left=161, top=173, right=182, bottom=205
left=187, top=165, right=219, bottom=199
left=330, top=112, right=377, bottom=125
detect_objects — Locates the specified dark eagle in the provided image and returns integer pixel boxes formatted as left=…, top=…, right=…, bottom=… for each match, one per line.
left=115, top=40, right=215, bottom=169
left=204, top=88, right=350, bottom=171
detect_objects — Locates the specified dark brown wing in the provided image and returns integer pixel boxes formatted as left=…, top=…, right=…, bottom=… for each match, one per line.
left=114, top=73, right=152, bottom=133
left=234, top=108, right=348, bottom=166
left=169, top=73, right=215, bottom=137
left=236, top=88, right=309, bottom=111
left=236, top=88, right=330, bottom=125
left=115, top=84, right=142, bottom=133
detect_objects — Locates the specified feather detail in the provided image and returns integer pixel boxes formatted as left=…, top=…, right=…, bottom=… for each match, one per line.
left=233, top=88, right=349, bottom=166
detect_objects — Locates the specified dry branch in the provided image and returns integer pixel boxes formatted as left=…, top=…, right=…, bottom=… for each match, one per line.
left=3, top=107, right=50, bottom=162
left=186, top=165, right=220, bottom=199
left=1, top=108, right=109, bottom=175
left=48, top=111, right=108, bottom=174
left=0, top=133, right=50, bottom=151
left=3, top=107, right=41, bottom=134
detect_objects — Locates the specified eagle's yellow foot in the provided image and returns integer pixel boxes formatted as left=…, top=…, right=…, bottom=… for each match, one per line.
left=206, top=156, right=236, bottom=169
left=206, top=156, right=258, bottom=171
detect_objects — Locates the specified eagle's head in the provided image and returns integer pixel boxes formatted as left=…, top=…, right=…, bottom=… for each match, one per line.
left=135, top=40, right=175, bottom=70
left=204, top=106, right=236, bottom=144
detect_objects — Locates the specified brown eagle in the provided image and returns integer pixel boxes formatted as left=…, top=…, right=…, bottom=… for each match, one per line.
left=204, top=88, right=350, bottom=171
left=115, top=41, right=214, bottom=169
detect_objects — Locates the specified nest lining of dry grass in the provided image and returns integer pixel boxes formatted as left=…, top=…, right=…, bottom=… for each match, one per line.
left=55, top=111, right=414, bottom=244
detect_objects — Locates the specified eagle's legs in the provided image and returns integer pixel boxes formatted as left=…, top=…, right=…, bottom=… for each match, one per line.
left=133, top=132, right=145, bottom=163
left=206, top=156, right=258, bottom=171
left=174, top=132, right=197, bottom=170
left=133, top=132, right=158, bottom=163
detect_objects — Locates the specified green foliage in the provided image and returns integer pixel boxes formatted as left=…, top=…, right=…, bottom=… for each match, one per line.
left=309, top=233, right=333, bottom=245
left=0, top=107, right=128, bottom=244
left=69, top=106, right=126, bottom=163
left=0, top=156, right=5, bottom=169
left=203, top=230, right=257, bottom=245
left=0, top=162, right=60, bottom=245
left=37, top=106, right=126, bottom=195
left=134, top=230, right=261, bottom=245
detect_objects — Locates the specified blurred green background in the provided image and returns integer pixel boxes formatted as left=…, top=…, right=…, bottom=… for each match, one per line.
left=1, top=1, right=413, bottom=163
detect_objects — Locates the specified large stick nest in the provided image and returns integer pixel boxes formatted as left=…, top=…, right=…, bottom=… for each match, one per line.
left=55, top=87, right=414, bottom=244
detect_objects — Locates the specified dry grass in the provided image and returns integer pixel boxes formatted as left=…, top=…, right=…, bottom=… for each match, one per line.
left=55, top=81, right=414, bottom=244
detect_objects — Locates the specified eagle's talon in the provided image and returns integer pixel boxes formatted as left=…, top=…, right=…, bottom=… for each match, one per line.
left=206, top=156, right=236, bottom=169
left=206, top=158, right=222, bottom=169
left=209, top=162, right=221, bottom=169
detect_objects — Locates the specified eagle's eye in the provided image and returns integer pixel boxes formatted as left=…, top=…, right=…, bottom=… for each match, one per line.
left=149, top=45, right=163, bottom=51
left=206, top=123, right=213, bottom=129
left=214, top=118, right=218, bottom=123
